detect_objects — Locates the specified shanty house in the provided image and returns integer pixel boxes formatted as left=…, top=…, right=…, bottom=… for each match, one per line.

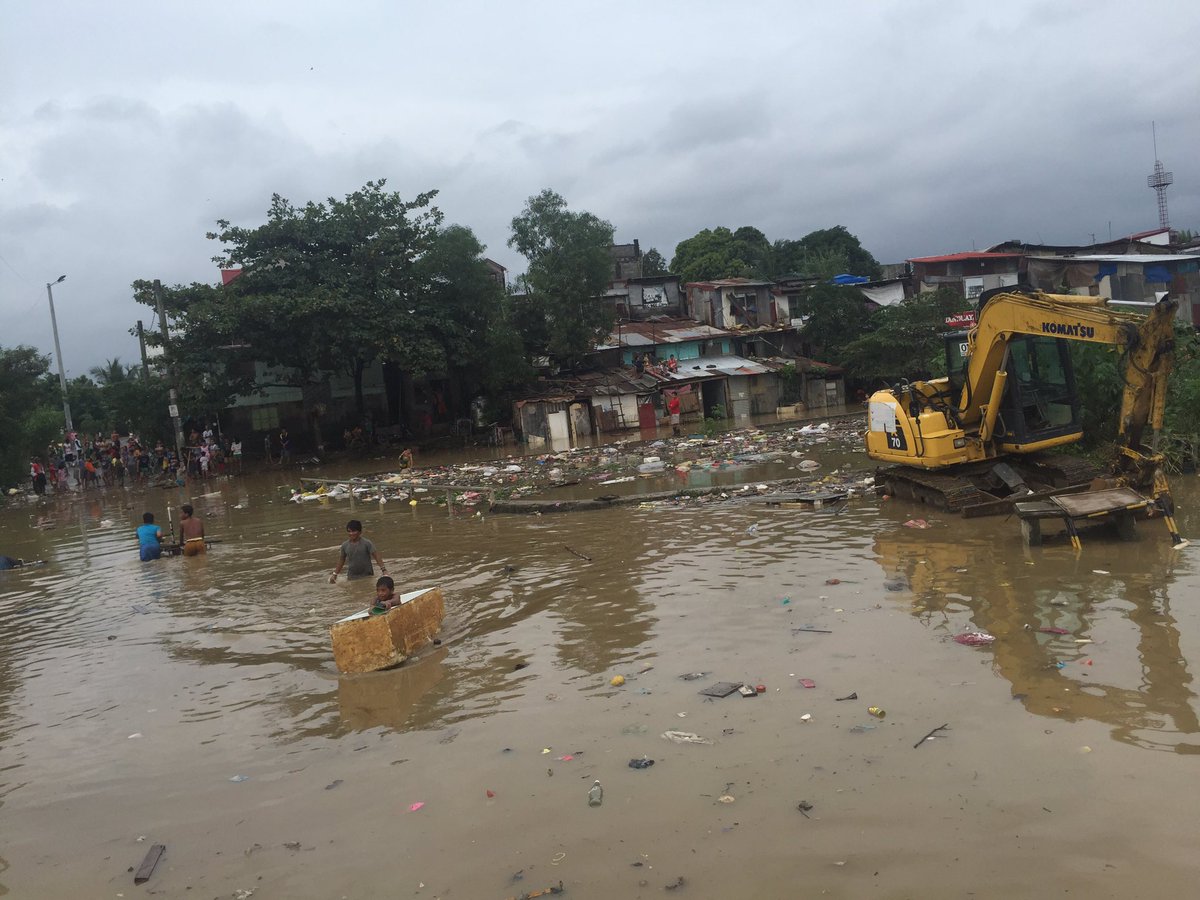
left=685, top=278, right=780, bottom=328
left=601, top=319, right=734, bottom=366
left=908, top=252, right=1023, bottom=300
left=604, top=275, right=685, bottom=319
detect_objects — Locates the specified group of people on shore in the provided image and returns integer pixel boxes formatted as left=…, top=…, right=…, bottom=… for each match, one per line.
left=30, top=428, right=249, bottom=496
left=185, top=424, right=243, bottom=478
left=33, top=432, right=178, bottom=495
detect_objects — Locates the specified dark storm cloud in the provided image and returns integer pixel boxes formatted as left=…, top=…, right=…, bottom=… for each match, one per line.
left=2, top=1, right=1198, bottom=371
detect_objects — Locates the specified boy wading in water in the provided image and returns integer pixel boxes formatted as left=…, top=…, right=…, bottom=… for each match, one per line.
left=137, top=513, right=163, bottom=561
left=330, top=519, right=387, bottom=583
left=179, top=504, right=206, bottom=556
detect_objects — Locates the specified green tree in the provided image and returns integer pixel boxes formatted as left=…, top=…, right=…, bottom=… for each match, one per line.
left=102, top=377, right=173, bottom=439
left=200, top=180, right=444, bottom=414
left=669, top=226, right=768, bottom=284
left=131, top=279, right=273, bottom=412
left=414, top=224, right=531, bottom=401
left=789, top=283, right=877, bottom=362
left=671, top=224, right=880, bottom=282
left=66, top=376, right=107, bottom=436
left=641, top=247, right=669, bottom=276
left=509, top=189, right=615, bottom=368
left=773, top=226, right=881, bottom=280
left=89, top=357, right=139, bottom=386
left=0, top=346, right=59, bottom=487
left=481, top=293, right=534, bottom=395
left=839, top=289, right=969, bottom=381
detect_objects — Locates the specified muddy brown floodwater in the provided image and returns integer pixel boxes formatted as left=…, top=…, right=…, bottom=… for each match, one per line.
left=2, top=438, right=1200, bottom=899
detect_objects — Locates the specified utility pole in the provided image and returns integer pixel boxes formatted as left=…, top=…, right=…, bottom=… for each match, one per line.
left=45, top=275, right=74, bottom=436
left=153, top=279, right=186, bottom=464
left=136, top=320, right=149, bottom=381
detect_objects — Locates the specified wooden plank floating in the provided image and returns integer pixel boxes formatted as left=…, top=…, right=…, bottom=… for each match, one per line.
left=330, top=587, right=445, bottom=675
left=134, top=843, right=166, bottom=884
left=734, top=491, right=847, bottom=506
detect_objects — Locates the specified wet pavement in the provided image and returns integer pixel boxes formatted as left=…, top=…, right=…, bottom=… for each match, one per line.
left=2, top=431, right=1200, bottom=898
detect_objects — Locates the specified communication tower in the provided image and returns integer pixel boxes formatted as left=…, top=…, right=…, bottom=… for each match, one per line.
left=1147, top=122, right=1173, bottom=230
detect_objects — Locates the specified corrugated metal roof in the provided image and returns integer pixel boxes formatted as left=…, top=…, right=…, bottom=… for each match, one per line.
left=1058, top=254, right=1200, bottom=264
left=674, top=355, right=774, bottom=377
left=684, top=278, right=775, bottom=289
left=1127, top=227, right=1170, bottom=240
left=606, top=320, right=732, bottom=347
left=909, top=252, right=1022, bottom=263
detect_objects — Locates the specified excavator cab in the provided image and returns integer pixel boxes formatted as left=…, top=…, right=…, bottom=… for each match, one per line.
left=941, top=330, right=1081, bottom=448
left=944, top=331, right=970, bottom=399
left=994, top=335, right=1081, bottom=448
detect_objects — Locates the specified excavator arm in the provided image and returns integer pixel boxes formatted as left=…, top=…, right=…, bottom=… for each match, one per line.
left=960, top=290, right=1173, bottom=435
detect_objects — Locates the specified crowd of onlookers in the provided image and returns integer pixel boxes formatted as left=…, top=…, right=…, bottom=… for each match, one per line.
left=185, top=424, right=244, bottom=479
left=29, top=426, right=245, bottom=495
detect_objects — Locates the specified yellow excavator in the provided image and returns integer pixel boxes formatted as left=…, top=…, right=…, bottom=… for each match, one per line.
left=865, top=287, right=1184, bottom=545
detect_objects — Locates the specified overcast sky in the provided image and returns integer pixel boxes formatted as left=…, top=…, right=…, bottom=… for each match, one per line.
left=3, top=1, right=1198, bottom=374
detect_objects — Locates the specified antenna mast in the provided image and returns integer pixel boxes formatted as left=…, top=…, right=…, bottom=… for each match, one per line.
left=1147, top=122, right=1173, bottom=230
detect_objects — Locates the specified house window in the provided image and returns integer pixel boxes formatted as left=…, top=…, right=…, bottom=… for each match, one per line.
left=251, top=405, right=280, bottom=431
left=964, top=277, right=984, bottom=300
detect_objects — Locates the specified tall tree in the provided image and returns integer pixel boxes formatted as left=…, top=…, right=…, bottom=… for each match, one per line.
left=509, top=189, right=615, bottom=368
left=131, top=279, right=264, bottom=412
left=205, top=180, right=444, bottom=414
left=413, top=224, right=531, bottom=404
left=789, top=283, right=878, bottom=362
left=89, top=357, right=137, bottom=386
left=669, top=226, right=768, bottom=284
left=773, top=226, right=882, bottom=280
left=641, top=247, right=669, bottom=276
left=0, top=346, right=58, bottom=487
left=838, top=288, right=969, bottom=381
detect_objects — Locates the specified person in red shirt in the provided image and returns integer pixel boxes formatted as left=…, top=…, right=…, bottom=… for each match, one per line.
left=667, top=393, right=682, bottom=436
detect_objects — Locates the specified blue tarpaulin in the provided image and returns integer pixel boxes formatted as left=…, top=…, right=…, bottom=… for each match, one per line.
left=1143, top=265, right=1171, bottom=284
left=1095, top=262, right=1118, bottom=280
left=830, top=273, right=869, bottom=285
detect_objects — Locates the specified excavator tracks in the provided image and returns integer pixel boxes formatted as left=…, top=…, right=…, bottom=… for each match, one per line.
left=876, top=466, right=993, bottom=513
left=876, top=453, right=1105, bottom=517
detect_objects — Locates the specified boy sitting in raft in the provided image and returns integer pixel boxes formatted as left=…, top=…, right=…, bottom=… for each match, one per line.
left=372, top=576, right=401, bottom=612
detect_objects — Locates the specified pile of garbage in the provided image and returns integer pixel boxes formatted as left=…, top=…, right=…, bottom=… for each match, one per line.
left=290, top=419, right=868, bottom=507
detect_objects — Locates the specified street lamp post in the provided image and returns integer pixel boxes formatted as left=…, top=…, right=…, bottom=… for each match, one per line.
left=45, top=275, right=74, bottom=435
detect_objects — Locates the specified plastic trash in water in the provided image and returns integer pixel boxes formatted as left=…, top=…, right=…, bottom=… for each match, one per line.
left=746, top=524, right=759, bottom=535
left=954, top=632, right=996, bottom=646
left=587, top=781, right=604, bottom=806
left=628, top=756, right=655, bottom=769
left=661, top=730, right=713, bottom=745
left=229, top=775, right=250, bottom=783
